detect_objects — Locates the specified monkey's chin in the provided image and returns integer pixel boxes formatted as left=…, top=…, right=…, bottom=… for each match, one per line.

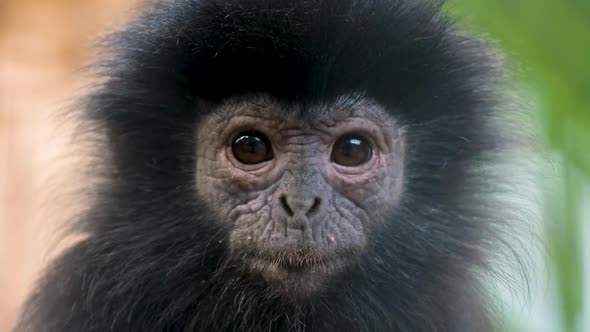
left=250, top=258, right=345, bottom=300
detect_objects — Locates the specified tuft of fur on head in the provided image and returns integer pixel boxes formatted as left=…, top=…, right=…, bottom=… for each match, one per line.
left=16, top=1, right=539, bottom=331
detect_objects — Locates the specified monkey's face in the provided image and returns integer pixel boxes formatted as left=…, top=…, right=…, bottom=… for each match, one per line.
left=195, top=94, right=406, bottom=296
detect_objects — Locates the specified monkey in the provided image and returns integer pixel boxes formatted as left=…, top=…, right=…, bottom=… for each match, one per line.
left=15, top=0, right=528, bottom=331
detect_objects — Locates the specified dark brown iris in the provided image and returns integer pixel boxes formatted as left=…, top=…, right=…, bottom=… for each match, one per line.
left=231, top=131, right=274, bottom=165
left=331, top=134, right=372, bottom=167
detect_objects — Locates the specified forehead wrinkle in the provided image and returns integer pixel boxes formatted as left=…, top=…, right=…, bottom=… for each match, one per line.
left=305, top=94, right=397, bottom=129
left=208, top=93, right=397, bottom=130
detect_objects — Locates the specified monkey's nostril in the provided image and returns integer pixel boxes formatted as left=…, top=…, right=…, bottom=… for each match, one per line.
left=308, top=198, right=321, bottom=215
left=280, top=195, right=294, bottom=216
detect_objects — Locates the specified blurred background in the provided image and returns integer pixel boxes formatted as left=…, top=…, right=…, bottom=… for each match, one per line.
left=0, top=1, right=587, bottom=331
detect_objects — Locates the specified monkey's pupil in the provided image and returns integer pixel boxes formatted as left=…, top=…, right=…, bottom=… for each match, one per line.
left=331, top=135, right=372, bottom=167
left=232, top=132, right=273, bottom=164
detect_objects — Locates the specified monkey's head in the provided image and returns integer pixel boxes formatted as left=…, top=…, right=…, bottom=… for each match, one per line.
left=87, top=0, right=505, bottom=306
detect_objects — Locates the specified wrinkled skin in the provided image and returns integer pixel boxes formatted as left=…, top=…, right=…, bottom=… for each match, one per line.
left=196, top=95, right=405, bottom=295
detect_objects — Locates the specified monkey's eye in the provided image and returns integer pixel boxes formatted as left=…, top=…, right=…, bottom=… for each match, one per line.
left=331, top=134, right=373, bottom=167
left=231, top=131, right=274, bottom=165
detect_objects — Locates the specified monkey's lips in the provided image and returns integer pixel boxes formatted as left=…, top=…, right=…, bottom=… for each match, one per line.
left=251, top=256, right=344, bottom=275
left=246, top=250, right=351, bottom=296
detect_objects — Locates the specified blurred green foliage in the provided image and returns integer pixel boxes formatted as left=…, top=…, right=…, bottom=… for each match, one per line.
left=448, top=1, right=589, bottom=331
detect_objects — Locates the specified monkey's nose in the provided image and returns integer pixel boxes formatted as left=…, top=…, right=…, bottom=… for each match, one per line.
left=279, top=194, right=321, bottom=217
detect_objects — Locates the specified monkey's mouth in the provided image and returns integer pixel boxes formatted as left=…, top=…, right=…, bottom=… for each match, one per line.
left=237, top=245, right=357, bottom=295
left=251, top=256, right=344, bottom=275
left=248, top=255, right=347, bottom=296
left=247, top=250, right=353, bottom=290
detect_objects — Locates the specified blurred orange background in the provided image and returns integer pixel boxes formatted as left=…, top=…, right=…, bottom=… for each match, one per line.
left=0, top=1, right=145, bottom=330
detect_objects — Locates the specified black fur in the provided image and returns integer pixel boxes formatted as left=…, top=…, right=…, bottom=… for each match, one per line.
left=17, top=0, right=516, bottom=331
